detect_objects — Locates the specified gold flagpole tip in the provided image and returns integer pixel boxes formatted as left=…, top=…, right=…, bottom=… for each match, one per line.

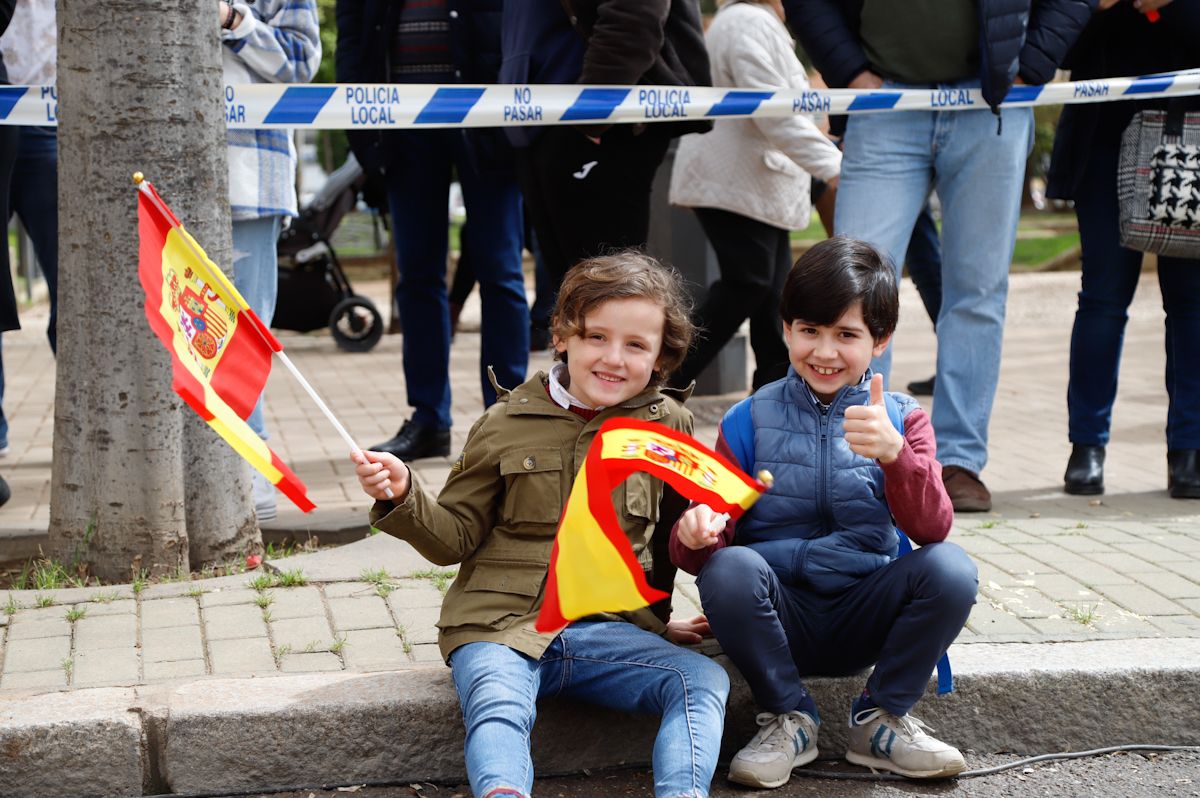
left=132, top=172, right=145, bottom=185
left=756, top=469, right=775, bottom=489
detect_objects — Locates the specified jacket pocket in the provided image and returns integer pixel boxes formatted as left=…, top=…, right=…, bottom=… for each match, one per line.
left=499, top=449, right=565, bottom=526
left=437, top=559, right=548, bottom=631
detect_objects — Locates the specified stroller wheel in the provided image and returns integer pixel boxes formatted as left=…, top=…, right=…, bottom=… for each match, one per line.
left=329, top=296, right=384, bottom=353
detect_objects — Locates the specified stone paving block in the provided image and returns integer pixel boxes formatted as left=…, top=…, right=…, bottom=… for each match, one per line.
left=280, top=652, right=343, bottom=673
left=392, top=606, right=439, bottom=645
left=1114, top=541, right=1194, bottom=563
left=7, top=617, right=70, bottom=640
left=972, top=527, right=1041, bottom=545
left=966, top=601, right=1038, bottom=636
left=341, top=627, right=407, bottom=670
left=1036, top=533, right=1117, bottom=554
left=1025, top=617, right=1092, bottom=637
left=980, top=586, right=1064, bottom=619
left=1088, top=603, right=1158, bottom=635
left=73, top=614, right=137, bottom=651
left=977, top=551, right=1054, bottom=576
left=200, top=588, right=260, bottom=608
left=266, top=587, right=325, bottom=621
left=1148, top=615, right=1200, bottom=637
left=329, top=596, right=394, bottom=631
left=1075, top=526, right=1144, bottom=544
left=1128, top=571, right=1200, bottom=600
left=1179, top=597, right=1200, bottom=615
left=270, top=616, right=335, bottom=650
left=323, top=581, right=377, bottom=599
left=144, top=659, right=207, bottom=681
left=0, top=668, right=68, bottom=691
left=72, top=648, right=139, bottom=687
left=203, top=603, right=269, bottom=640
left=13, top=604, right=70, bottom=624
left=208, top=637, right=277, bottom=675
left=1153, top=533, right=1200, bottom=553
left=953, top=534, right=1015, bottom=555
left=2, top=635, right=70, bottom=673
left=1008, top=543, right=1092, bottom=568
left=409, top=644, right=443, bottom=664
left=1014, top=573, right=1098, bottom=602
left=142, top=625, right=204, bottom=663
left=78, top=599, right=137, bottom=617
left=1095, top=583, right=1187, bottom=616
left=1067, top=561, right=1136, bottom=587
left=1085, top=551, right=1162, bottom=573
left=140, top=581, right=211, bottom=600
left=385, top=581, right=445, bottom=610
left=1163, top=560, right=1200, bottom=582
left=142, top=597, right=200, bottom=629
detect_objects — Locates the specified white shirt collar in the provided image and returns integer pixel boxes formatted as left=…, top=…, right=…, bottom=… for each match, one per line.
left=549, top=362, right=606, bottom=411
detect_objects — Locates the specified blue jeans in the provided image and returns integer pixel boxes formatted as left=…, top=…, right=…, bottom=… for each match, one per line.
left=231, top=215, right=283, bottom=440
left=835, top=79, right=1033, bottom=474
left=386, top=131, right=528, bottom=429
left=449, top=622, right=729, bottom=798
left=697, top=543, right=976, bottom=718
left=0, top=126, right=60, bottom=447
left=1069, top=143, right=1200, bottom=450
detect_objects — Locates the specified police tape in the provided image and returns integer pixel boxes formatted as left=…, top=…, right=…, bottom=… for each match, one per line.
left=5, top=70, right=1200, bottom=130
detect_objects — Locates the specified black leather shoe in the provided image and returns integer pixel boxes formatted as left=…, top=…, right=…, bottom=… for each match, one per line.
left=1064, top=444, right=1105, bottom=495
left=1168, top=449, right=1200, bottom=499
left=371, top=420, right=451, bottom=461
left=906, top=375, right=936, bottom=396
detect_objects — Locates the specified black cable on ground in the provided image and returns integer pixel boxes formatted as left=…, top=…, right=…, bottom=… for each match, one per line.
left=145, top=743, right=1200, bottom=797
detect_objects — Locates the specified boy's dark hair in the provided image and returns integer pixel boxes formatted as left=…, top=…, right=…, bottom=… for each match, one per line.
left=779, top=236, right=899, bottom=340
left=551, top=250, right=695, bottom=384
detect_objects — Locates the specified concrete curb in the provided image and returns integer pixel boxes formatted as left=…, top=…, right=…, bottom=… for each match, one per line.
left=3, top=639, right=1199, bottom=797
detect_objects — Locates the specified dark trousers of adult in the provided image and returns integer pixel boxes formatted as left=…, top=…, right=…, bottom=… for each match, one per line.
left=906, top=203, right=942, bottom=329
left=673, top=207, right=791, bottom=391
left=697, top=543, right=977, bottom=716
left=386, top=130, right=529, bottom=430
left=1068, top=143, right=1200, bottom=450
left=515, top=124, right=672, bottom=290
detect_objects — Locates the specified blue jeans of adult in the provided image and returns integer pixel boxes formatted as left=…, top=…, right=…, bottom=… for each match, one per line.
left=1069, top=143, right=1200, bottom=450
left=386, top=131, right=528, bottom=429
left=231, top=215, right=283, bottom=440
left=449, top=621, right=729, bottom=798
left=697, top=543, right=977, bottom=718
left=835, top=79, right=1033, bottom=474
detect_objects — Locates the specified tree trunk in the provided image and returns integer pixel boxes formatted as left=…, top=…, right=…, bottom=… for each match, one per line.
left=52, top=0, right=259, bottom=581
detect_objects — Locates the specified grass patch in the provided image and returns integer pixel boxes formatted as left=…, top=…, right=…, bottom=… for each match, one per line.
left=976, top=520, right=998, bottom=530
left=275, top=569, right=307, bottom=588
left=185, top=585, right=206, bottom=598
left=13, top=556, right=87, bottom=592
left=247, top=573, right=275, bottom=592
left=131, top=570, right=150, bottom=595
left=61, top=658, right=73, bottom=681
left=3, top=595, right=18, bottom=616
left=34, top=594, right=55, bottom=608
left=410, top=568, right=457, bottom=595
left=361, top=567, right=397, bottom=597
left=1063, top=603, right=1099, bottom=627
left=64, top=606, right=87, bottom=622
left=1010, top=231, right=1080, bottom=269
left=91, top=591, right=119, bottom=604
left=329, top=637, right=347, bottom=655
left=254, top=592, right=274, bottom=609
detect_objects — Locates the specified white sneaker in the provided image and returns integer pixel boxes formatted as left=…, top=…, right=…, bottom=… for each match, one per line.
left=727, top=710, right=819, bottom=789
left=846, top=707, right=965, bottom=778
left=252, top=471, right=278, bottom=523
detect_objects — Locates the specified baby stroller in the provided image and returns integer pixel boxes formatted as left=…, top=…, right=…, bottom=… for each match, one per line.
left=274, top=153, right=385, bottom=352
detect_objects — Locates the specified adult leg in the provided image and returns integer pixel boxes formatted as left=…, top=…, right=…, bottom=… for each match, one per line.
left=674, top=208, right=787, bottom=389
left=9, top=127, right=59, bottom=353
left=1067, top=144, right=1145, bottom=447
left=905, top=202, right=942, bottom=330
left=386, top=132, right=454, bottom=431
left=450, top=641, right=545, bottom=798
left=747, top=224, right=795, bottom=389
left=834, top=103, right=933, bottom=385
left=554, top=621, right=729, bottom=798
left=231, top=215, right=284, bottom=441
left=453, top=137, right=529, bottom=406
left=931, top=99, right=1032, bottom=474
left=1160, top=254, right=1200, bottom=452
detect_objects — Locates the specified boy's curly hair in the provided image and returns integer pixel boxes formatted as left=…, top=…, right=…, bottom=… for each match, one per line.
left=550, top=250, right=695, bottom=385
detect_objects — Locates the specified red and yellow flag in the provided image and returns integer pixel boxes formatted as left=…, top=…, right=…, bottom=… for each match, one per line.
left=136, top=178, right=314, bottom=512
left=536, top=418, right=766, bottom=633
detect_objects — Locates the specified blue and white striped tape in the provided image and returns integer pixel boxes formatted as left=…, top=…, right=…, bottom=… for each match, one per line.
left=7, top=70, right=1199, bottom=129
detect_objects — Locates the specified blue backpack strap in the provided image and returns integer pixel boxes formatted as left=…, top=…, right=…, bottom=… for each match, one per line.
left=721, top=397, right=756, bottom=474
left=884, top=392, right=954, bottom=695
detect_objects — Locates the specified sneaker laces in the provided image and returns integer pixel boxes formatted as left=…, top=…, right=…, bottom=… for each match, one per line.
left=852, top=708, right=933, bottom=742
left=750, top=711, right=808, bottom=753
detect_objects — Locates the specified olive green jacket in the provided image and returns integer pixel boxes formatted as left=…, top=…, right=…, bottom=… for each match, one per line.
left=369, top=371, right=694, bottom=662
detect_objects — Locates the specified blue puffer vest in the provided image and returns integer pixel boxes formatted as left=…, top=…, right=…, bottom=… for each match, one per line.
left=727, top=370, right=920, bottom=594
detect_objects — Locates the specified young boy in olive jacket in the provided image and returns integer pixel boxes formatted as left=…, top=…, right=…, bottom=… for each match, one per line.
left=355, top=252, right=730, bottom=798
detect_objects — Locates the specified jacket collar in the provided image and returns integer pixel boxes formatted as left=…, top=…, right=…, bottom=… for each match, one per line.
left=492, top=369, right=691, bottom=420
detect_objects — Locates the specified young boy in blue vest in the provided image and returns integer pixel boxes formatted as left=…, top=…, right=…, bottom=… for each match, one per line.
left=671, top=236, right=978, bottom=788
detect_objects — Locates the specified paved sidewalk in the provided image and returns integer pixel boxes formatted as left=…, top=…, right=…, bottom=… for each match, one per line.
left=1, top=270, right=1198, bottom=796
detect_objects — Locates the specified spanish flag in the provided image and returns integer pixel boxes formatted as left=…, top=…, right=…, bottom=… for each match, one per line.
left=536, top=418, right=766, bottom=633
left=136, top=177, right=314, bottom=513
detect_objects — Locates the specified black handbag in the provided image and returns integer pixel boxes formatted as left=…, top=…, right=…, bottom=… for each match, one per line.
left=1117, top=99, right=1200, bottom=258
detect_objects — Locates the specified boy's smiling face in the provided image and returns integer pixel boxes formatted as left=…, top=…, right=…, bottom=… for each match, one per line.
left=554, top=297, right=665, bottom=409
left=782, top=300, right=891, bottom=403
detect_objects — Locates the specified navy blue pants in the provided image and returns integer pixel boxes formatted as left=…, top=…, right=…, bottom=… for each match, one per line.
left=697, top=542, right=977, bottom=717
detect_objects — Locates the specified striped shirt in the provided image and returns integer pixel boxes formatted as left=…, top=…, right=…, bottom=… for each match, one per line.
left=389, top=0, right=454, bottom=84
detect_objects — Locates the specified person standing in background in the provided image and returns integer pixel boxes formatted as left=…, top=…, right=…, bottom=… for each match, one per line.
left=669, top=0, right=842, bottom=391
left=336, top=0, right=530, bottom=463
left=0, top=0, right=17, bottom=506
left=221, top=0, right=321, bottom=521
left=0, top=0, right=58, bottom=461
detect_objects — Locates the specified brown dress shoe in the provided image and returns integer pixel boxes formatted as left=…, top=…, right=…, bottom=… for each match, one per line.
left=942, top=466, right=992, bottom=513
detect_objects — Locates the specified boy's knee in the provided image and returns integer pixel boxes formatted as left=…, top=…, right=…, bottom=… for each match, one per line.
left=922, top=542, right=979, bottom=607
left=698, top=546, right=770, bottom=598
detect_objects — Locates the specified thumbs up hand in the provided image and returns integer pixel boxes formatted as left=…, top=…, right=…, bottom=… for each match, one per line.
left=842, top=374, right=904, bottom=463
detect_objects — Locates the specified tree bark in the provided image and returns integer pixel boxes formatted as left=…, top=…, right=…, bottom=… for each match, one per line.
left=52, top=0, right=259, bottom=581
